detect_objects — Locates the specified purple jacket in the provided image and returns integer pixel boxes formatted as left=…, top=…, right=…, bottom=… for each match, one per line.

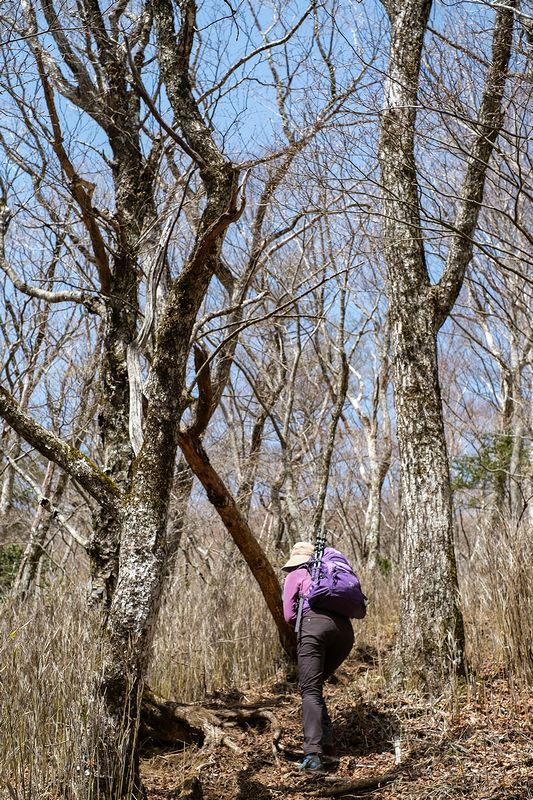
left=282, top=565, right=312, bottom=625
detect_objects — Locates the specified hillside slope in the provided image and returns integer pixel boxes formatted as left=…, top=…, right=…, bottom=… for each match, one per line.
left=141, top=647, right=532, bottom=800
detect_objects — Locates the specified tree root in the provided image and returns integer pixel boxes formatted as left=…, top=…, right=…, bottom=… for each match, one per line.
left=141, top=687, right=282, bottom=755
left=314, top=770, right=399, bottom=796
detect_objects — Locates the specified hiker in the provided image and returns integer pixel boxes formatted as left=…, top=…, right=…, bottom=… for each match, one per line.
left=281, top=541, right=355, bottom=774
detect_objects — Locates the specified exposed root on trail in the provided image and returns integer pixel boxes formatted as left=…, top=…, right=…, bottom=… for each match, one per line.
left=140, top=687, right=282, bottom=755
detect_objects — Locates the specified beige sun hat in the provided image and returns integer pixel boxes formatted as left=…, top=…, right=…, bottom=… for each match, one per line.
left=281, top=541, right=314, bottom=570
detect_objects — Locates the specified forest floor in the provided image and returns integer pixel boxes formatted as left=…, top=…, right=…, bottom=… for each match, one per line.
left=141, top=646, right=533, bottom=800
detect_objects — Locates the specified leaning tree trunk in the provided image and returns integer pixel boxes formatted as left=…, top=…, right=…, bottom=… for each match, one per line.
left=377, top=0, right=515, bottom=687
left=178, top=431, right=295, bottom=657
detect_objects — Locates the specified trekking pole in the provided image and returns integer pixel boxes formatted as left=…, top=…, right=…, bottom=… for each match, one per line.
left=311, top=523, right=327, bottom=581
left=295, top=523, right=327, bottom=635
left=295, top=592, right=305, bottom=636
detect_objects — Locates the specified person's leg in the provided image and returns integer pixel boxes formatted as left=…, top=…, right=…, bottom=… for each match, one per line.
left=323, top=616, right=354, bottom=680
left=321, top=703, right=334, bottom=752
left=320, top=617, right=354, bottom=753
left=297, top=613, right=329, bottom=756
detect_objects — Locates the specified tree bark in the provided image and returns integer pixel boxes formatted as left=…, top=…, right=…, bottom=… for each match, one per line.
left=378, top=0, right=516, bottom=686
left=87, top=2, right=242, bottom=793
left=377, top=0, right=516, bottom=686
left=94, top=207, right=239, bottom=794
left=389, top=299, right=464, bottom=684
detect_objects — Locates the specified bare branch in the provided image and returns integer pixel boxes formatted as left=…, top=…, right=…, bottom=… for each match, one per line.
left=186, top=344, right=213, bottom=439
left=196, top=3, right=315, bottom=105
left=34, top=49, right=112, bottom=294
left=0, top=386, right=120, bottom=511
left=0, top=197, right=103, bottom=313
left=6, top=453, right=88, bottom=548
left=435, top=1, right=517, bottom=325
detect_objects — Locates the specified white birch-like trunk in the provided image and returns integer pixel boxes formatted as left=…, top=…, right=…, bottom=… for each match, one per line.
left=391, top=304, right=464, bottom=684
left=0, top=376, right=32, bottom=521
left=378, top=0, right=464, bottom=686
left=14, top=462, right=59, bottom=597
left=378, top=0, right=514, bottom=686
left=364, top=465, right=386, bottom=572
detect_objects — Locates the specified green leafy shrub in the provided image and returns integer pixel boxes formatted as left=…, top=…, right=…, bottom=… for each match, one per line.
left=0, top=543, right=23, bottom=597
left=452, top=434, right=514, bottom=491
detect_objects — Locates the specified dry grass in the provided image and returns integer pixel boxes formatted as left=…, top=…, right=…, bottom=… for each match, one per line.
left=149, top=559, right=282, bottom=702
left=0, top=587, right=104, bottom=800
left=460, top=515, right=533, bottom=687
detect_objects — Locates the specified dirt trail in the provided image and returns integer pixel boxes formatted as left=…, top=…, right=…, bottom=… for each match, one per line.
left=142, top=648, right=533, bottom=800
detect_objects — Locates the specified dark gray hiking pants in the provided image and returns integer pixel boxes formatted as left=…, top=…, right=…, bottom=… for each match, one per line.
left=297, top=609, right=354, bottom=755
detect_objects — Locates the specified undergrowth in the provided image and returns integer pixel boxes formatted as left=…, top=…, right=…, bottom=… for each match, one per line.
left=0, top=519, right=530, bottom=799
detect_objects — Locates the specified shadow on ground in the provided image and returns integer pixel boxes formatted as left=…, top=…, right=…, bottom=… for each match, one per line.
left=334, top=700, right=400, bottom=758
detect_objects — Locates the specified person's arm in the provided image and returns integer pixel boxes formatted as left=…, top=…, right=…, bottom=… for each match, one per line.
left=282, top=568, right=305, bottom=625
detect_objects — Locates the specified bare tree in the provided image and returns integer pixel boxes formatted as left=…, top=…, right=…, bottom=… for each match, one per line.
left=348, top=315, right=392, bottom=570
left=0, top=0, right=366, bottom=792
left=377, top=0, right=517, bottom=685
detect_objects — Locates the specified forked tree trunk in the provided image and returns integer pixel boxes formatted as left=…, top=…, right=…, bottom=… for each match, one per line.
left=89, top=1, right=241, bottom=792
left=378, top=0, right=515, bottom=686
left=93, top=237, right=238, bottom=797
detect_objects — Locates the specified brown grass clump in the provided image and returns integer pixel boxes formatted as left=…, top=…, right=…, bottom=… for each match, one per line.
left=460, top=515, right=533, bottom=687
left=149, top=543, right=284, bottom=702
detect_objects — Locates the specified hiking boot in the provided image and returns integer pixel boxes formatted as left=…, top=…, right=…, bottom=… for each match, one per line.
left=297, top=753, right=325, bottom=773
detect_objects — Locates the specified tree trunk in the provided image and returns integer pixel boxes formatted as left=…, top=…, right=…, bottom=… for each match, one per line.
left=87, top=0, right=242, bottom=784
left=92, top=263, right=236, bottom=798
left=14, top=464, right=69, bottom=597
left=378, top=0, right=514, bottom=687
left=88, top=133, right=150, bottom=606
left=390, top=300, right=464, bottom=684
left=0, top=376, right=33, bottom=527
left=0, top=434, right=15, bottom=520
left=377, top=0, right=464, bottom=686
left=352, top=326, right=391, bottom=572
left=364, top=465, right=386, bottom=572
left=508, top=342, right=526, bottom=524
